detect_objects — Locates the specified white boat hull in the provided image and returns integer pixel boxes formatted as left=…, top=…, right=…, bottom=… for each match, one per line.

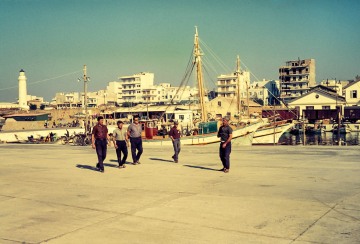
left=142, top=121, right=263, bottom=146
left=252, top=122, right=294, bottom=145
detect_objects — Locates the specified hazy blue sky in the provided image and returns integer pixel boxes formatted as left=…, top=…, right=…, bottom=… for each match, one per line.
left=1, top=0, right=359, bottom=102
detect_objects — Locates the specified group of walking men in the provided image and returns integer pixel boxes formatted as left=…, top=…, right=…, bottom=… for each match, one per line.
left=91, top=116, right=232, bottom=173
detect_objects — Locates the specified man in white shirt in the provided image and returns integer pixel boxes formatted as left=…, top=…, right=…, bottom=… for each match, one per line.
left=112, top=121, right=129, bottom=168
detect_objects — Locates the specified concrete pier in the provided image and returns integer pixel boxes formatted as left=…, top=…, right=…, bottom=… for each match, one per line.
left=0, top=144, right=359, bottom=243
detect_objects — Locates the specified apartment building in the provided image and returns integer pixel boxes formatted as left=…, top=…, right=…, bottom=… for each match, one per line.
left=217, top=71, right=250, bottom=99
left=118, top=72, right=154, bottom=104
left=52, top=92, right=82, bottom=108
left=279, top=58, right=316, bottom=104
left=106, top=81, right=123, bottom=105
left=248, top=79, right=280, bottom=106
left=142, top=83, right=198, bottom=104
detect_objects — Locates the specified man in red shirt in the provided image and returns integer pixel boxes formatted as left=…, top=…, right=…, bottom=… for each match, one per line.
left=91, top=116, right=110, bottom=172
left=169, top=121, right=181, bottom=163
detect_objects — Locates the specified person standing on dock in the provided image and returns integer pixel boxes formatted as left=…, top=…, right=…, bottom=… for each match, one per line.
left=112, top=120, right=129, bottom=168
left=91, top=116, right=110, bottom=173
left=217, top=117, right=233, bottom=173
left=169, top=121, right=181, bottom=163
left=127, top=116, right=143, bottom=165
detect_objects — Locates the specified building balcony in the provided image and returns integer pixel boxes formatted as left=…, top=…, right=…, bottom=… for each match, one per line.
left=280, top=80, right=309, bottom=84
left=142, top=94, right=157, bottom=98
left=279, top=72, right=310, bottom=77
left=280, top=94, right=299, bottom=99
left=217, top=82, right=237, bottom=87
left=217, top=90, right=236, bottom=94
left=122, top=94, right=136, bottom=98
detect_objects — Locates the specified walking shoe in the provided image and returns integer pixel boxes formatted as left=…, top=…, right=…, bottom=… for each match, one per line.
left=223, top=168, right=229, bottom=173
left=175, top=160, right=178, bottom=163
left=136, top=161, right=141, bottom=164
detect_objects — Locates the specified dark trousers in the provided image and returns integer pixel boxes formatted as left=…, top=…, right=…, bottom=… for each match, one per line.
left=172, top=138, right=181, bottom=161
left=130, top=137, right=143, bottom=163
left=116, top=140, right=128, bottom=166
left=219, top=142, right=231, bottom=169
left=95, top=139, right=107, bottom=170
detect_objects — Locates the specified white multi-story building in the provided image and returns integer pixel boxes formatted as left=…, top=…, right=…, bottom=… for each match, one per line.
left=141, top=83, right=198, bottom=104
left=52, top=92, right=81, bottom=108
left=248, top=80, right=270, bottom=106
left=217, top=71, right=250, bottom=99
left=106, top=81, right=123, bottom=105
left=248, top=79, right=281, bottom=106
left=118, top=72, right=154, bottom=104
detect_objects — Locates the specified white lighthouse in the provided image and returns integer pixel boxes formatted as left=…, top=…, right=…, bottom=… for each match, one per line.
left=18, top=69, right=28, bottom=110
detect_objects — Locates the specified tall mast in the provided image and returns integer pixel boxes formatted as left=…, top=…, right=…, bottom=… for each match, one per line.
left=83, top=65, right=89, bottom=134
left=235, top=55, right=242, bottom=120
left=194, top=26, right=206, bottom=122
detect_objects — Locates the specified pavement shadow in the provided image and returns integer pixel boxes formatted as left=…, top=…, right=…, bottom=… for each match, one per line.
left=104, top=163, right=118, bottom=168
left=149, top=157, right=174, bottom=163
left=107, top=161, right=132, bottom=166
left=76, top=164, right=99, bottom=172
left=183, top=164, right=219, bottom=171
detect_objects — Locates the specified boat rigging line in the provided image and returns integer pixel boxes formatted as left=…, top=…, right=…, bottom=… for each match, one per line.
left=0, top=69, right=82, bottom=92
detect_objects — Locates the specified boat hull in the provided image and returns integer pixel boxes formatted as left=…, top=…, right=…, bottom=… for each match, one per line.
left=142, top=121, right=263, bottom=146
left=252, top=122, right=294, bottom=145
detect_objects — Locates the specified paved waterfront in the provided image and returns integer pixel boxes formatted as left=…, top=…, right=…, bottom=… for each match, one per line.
left=0, top=143, right=359, bottom=244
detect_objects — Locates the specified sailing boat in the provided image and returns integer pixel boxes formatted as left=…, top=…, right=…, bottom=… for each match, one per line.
left=141, top=27, right=263, bottom=146
left=228, top=53, right=294, bottom=145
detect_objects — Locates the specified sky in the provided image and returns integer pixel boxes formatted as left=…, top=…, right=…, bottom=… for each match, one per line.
left=0, top=0, right=359, bottom=102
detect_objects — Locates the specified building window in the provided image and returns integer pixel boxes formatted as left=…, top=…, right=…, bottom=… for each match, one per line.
left=322, top=106, right=330, bottom=110
left=351, top=90, right=357, bottom=98
left=306, top=106, right=314, bottom=110
left=179, top=115, right=184, bottom=120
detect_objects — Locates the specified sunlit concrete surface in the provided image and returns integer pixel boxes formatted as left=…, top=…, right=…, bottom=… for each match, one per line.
left=0, top=143, right=359, bottom=243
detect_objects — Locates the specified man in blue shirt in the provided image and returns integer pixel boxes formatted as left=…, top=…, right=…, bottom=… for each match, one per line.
left=217, top=117, right=233, bottom=173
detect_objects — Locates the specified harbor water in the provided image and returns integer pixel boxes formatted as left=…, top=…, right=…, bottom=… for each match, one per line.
left=279, top=132, right=360, bottom=146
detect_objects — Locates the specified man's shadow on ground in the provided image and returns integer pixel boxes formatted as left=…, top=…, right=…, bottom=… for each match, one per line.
left=76, top=164, right=99, bottom=172
left=183, top=164, right=219, bottom=171
left=109, top=159, right=133, bottom=166
left=149, top=157, right=174, bottom=163
left=76, top=162, right=120, bottom=172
